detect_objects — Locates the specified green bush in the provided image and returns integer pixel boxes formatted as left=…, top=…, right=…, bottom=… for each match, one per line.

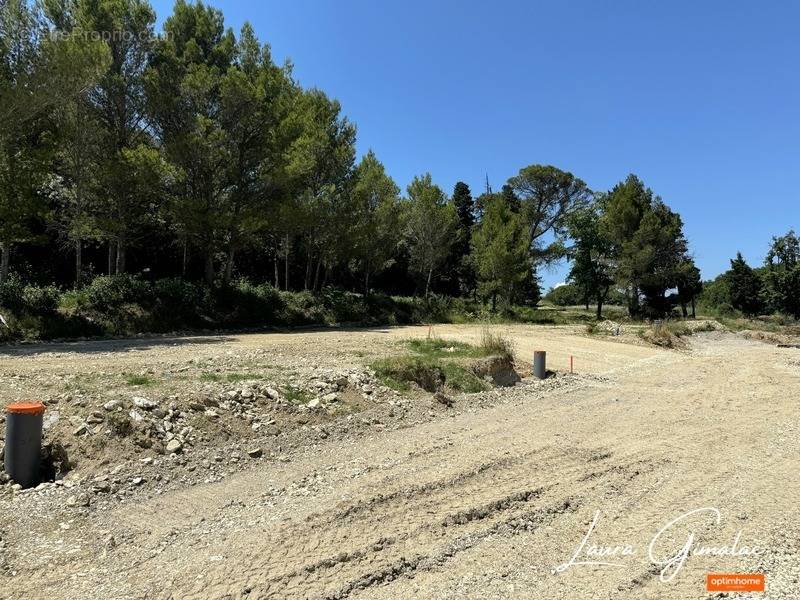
left=215, top=280, right=285, bottom=326
left=80, top=275, right=152, bottom=311
left=152, top=278, right=208, bottom=328
left=22, top=284, right=60, bottom=314
left=0, top=274, right=26, bottom=313
left=0, top=273, right=643, bottom=343
left=543, top=284, right=585, bottom=307
left=153, top=277, right=204, bottom=307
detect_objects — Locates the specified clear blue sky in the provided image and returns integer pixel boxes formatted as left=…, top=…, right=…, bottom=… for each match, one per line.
left=152, top=0, right=799, bottom=290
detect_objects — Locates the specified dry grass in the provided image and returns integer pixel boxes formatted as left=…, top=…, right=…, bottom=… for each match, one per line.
left=479, top=329, right=515, bottom=363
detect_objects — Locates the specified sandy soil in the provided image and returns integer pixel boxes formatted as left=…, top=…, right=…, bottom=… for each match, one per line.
left=0, top=325, right=798, bottom=599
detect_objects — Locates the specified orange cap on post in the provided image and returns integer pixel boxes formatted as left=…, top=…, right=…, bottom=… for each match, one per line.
left=6, top=401, right=45, bottom=415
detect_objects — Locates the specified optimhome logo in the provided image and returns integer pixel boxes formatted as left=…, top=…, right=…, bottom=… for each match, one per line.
left=706, top=573, right=765, bottom=593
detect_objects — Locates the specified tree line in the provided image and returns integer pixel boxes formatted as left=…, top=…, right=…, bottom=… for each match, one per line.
left=2, top=0, right=703, bottom=319
left=700, top=231, right=800, bottom=319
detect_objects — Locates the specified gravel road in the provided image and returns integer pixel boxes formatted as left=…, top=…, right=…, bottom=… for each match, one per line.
left=0, top=326, right=797, bottom=599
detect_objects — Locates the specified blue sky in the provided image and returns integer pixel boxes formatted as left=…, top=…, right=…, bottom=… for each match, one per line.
left=152, top=0, right=799, bottom=290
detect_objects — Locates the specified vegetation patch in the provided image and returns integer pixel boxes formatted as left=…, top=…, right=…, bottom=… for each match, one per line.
left=125, top=374, right=156, bottom=387
left=374, top=333, right=515, bottom=394
left=282, top=386, right=313, bottom=405
left=406, top=338, right=481, bottom=359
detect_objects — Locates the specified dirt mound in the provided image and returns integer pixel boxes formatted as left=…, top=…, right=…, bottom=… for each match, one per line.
left=739, top=329, right=797, bottom=346
left=470, top=355, right=521, bottom=387
left=597, top=320, right=623, bottom=335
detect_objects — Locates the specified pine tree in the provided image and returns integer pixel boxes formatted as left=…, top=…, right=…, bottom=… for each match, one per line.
left=351, top=151, right=401, bottom=294
left=728, top=253, right=762, bottom=316
left=763, top=232, right=800, bottom=318
left=567, top=204, right=614, bottom=319
left=404, top=174, right=457, bottom=298
left=450, top=181, right=476, bottom=296
left=471, top=193, right=529, bottom=310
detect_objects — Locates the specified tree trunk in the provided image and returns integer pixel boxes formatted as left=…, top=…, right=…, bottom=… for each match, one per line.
left=223, top=246, right=235, bottom=285
left=364, top=271, right=370, bottom=297
left=680, top=302, right=688, bottom=318
left=425, top=268, right=433, bottom=299
left=181, top=240, right=188, bottom=277
left=204, top=249, right=215, bottom=285
left=304, top=254, right=312, bottom=290
left=274, top=256, right=279, bottom=289
left=75, top=239, right=83, bottom=287
left=284, top=237, right=289, bottom=291
left=0, top=243, right=10, bottom=284
left=321, top=263, right=329, bottom=289
left=596, top=297, right=603, bottom=320
left=312, top=256, right=322, bottom=292
left=116, top=242, right=126, bottom=274
left=628, top=285, right=640, bottom=317
left=108, top=242, right=117, bottom=276
left=691, top=296, right=696, bottom=319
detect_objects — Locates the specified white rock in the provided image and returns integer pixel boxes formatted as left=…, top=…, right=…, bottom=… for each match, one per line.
left=306, top=398, right=321, bottom=409
left=43, top=412, right=60, bottom=430
left=165, top=439, right=182, bottom=454
left=132, top=397, right=158, bottom=410
left=103, top=400, right=122, bottom=411
left=322, top=392, right=338, bottom=403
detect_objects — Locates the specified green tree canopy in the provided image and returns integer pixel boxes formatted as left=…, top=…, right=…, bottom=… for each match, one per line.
left=506, top=164, right=592, bottom=265
left=763, top=230, right=800, bottom=318
left=471, top=192, right=529, bottom=310
left=404, top=173, right=457, bottom=298
left=350, top=150, right=401, bottom=294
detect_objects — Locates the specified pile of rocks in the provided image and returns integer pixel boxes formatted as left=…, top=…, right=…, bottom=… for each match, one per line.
left=0, top=366, right=407, bottom=507
left=597, top=320, right=623, bottom=336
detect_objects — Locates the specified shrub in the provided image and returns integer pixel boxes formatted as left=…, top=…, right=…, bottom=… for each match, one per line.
left=22, top=284, right=60, bottom=314
left=0, top=277, right=60, bottom=316
left=80, top=275, right=152, bottom=311
left=279, top=289, right=325, bottom=325
left=151, top=278, right=207, bottom=328
left=215, top=280, right=284, bottom=326
left=153, top=277, right=204, bottom=307
left=0, top=274, right=25, bottom=313
left=543, top=284, right=585, bottom=307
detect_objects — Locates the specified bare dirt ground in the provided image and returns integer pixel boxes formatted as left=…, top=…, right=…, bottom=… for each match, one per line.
left=0, top=324, right=798, bottom=599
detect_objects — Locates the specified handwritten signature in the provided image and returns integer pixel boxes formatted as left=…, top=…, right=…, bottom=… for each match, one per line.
left=553, top=507, right=763, bottom=582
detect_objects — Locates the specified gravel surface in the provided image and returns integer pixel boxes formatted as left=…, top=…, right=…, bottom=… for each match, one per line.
left=0, top=325, right=797, bottom=599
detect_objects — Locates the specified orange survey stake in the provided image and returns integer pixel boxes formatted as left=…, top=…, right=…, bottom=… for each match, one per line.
left=706, top=573, right=765, bottom=592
